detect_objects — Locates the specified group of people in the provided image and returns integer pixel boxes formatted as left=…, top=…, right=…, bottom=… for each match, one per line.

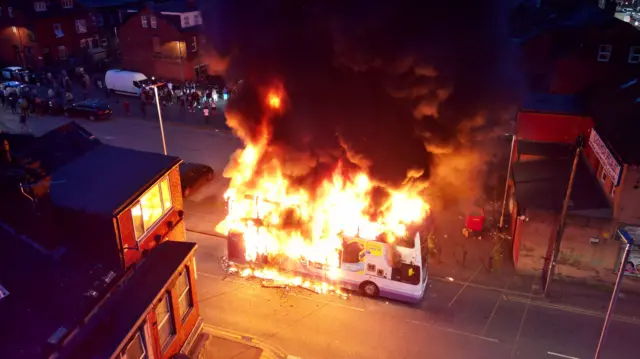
left=0, top=85, right=36, bottom=132
left=136, top=81, right=230, bottom=123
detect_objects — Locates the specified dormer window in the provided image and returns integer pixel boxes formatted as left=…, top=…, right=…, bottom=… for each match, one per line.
left=193, top=12, right=202, bottom=25
left=34, top=1, right=47, bottom=11
left=629, top=46, right=640, bottom=64
left=182, top=15, right=190, bottom=27
left=61, top=0, right=73, bottom=8
left=598, top=44, right=612, bottom=62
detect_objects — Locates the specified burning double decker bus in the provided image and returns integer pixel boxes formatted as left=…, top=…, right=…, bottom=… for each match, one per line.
left=221, top=191, right=432, bottom=303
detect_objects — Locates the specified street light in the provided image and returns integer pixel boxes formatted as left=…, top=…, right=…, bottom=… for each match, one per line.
left=12, top=26, right=26, bottom=68
left=594, top=227, right=635, bottom=359
left=150, top=83, right=168, bottom=155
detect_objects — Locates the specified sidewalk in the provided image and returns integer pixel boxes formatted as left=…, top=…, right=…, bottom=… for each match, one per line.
left=428, top=209, right=640, bottom=323
left=189, top=324, right=292, bottom=359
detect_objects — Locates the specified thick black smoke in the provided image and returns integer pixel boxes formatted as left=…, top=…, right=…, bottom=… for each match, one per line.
left=201, top=0, right=523, bottom=188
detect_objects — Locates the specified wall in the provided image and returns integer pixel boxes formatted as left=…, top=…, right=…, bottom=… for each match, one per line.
left=117, top=167, right=185, bottom=269
left=147, top=262, right=200, bottom=359
left=514, top=210, right=622, bottom=284
left=516, top=112, right=593, bottom=144
left=616, top=166, right=640, bottom=225
left=119, top=9, right=200, bottom=81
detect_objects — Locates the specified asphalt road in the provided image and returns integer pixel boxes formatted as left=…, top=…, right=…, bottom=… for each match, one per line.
left=3, top=112, right=639, bottom=359
left=191, top=233, right=637, bottom=359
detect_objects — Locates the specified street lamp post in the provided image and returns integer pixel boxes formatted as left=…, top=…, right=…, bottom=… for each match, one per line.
left=177, top=41, right=185, bottom=83
left=542, top=135, right=585, bottom=294
left=499, top=134, right=516, bottom=228
left=594, top=228, right=635, bottom=359
left=152, top=84, right=168, bottom=155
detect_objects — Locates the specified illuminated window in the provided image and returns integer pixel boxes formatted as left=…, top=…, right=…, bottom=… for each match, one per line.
left=175, top=270, right=193, bottom=321
left=75, top=19, right=87, bottom=34
left=629, top=46, right=640, bottom=64
left=34, top=2, right=46, bottom=11
left=182, top=15, right=190, bottom=27
left=150, top=15, right=157, bottom=29
left=131, top=176, right=173, bottom=240
left=61, top=0, right=73, bottom=8
left=155, top=293, right=175, bottom=352
left=141, top=15, right=148, bottom=28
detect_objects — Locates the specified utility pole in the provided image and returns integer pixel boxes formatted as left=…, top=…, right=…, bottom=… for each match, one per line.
left=543, top=135, right=585, bottom=295
left=594, top=228, right=634, bottom=359
left=177, top=40, right=185, bottom=84
left=499, top=134, right=516, bottom=228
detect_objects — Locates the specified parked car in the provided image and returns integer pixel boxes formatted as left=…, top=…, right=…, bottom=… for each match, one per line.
left=2, top=66, right=27, bottom=81
left=179, top=162, right=215, bottom=198
left=63, top=99, right=112, bottom=121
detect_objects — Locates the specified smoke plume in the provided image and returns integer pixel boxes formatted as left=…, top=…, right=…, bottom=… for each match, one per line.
left=201, top=0, right=523, bottom=207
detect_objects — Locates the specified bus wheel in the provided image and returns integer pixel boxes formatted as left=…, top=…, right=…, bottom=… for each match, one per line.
left=360, top=281, right=379, bottom=298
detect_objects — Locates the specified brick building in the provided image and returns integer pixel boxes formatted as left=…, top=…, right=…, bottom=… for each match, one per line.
left=119, top=0, right=208, bottom=81
left=514, top=1, right=640, bottom=95
left=0, top=0, right=138, bottom=70
left=0, top=122, right=202, bottom=357
left=506, top=88, right=640, bottom=288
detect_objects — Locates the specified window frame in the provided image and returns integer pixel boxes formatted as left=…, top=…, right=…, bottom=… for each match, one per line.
left=34, top=1, right=47, bottom=12
left=611, top=185, right=616, bottom=197
left=629, top=46, right=640, bottom=64
left=150, top=15, right=157, bottom=29
left=61, top=0, right=73, bottom=9
left=597, top=44, right=612, bottom=62
left=8, top=6, right=13, bottom=18
left=175, top=269, right=194, bottom=321
left=120, top=327, right=148, bottom=359
left=182, top=14, right=190, bottom=27
left=53, top=23, right=64, bottom=38
left=130, top=176, right=173, bottom=241
left=75, top=19, right=87, bottom=34
left=141, top=15, right=148, bottom=28
left=57, top=45, right=67, bottom=60
left=193, top=12, right=202, bottom=25
left=155, top=292, right=175, bottom=353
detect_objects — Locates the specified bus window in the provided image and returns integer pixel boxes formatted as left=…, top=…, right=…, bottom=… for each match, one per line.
left=391, top=263, right=420, bottom=285
left=343, top=240, right=365, bottom=264
left=366, top=263, right=376, bottom=273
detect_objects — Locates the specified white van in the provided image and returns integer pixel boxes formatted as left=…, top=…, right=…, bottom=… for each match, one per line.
left=105, top=70, right=148, bottom=96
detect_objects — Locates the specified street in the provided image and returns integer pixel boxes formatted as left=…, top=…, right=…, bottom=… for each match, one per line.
left=2, top=113, right=638, bottom=359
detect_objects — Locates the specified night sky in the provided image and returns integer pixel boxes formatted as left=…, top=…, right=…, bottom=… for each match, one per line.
left=201, top=0, right=523, bottom=190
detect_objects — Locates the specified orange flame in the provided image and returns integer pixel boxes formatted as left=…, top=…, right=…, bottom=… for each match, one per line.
left=217, top=84, right=431, bottom=287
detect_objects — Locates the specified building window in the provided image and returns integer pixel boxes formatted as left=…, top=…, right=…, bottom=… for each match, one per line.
left=75, top=19, right=87, bottom=34
left=175, top=269, right=193, bottom=321
left=53, top=23, right=64, bottom=38
left=194, top=12, right=202, bottom=25
left=150, top=15, right=157, bottom=29
left=8, top=7, right=13, bottom=18
left=34, top=1, right=47, bottom=11
left=80, top=39, right=87, bottom=48
left=152, top=36, right=161, bottom=53
left=130, top=176, right=172, bottom=240
left=598, top=44, right=612, bottom=62
left=57, top=45, right=67, bottom=60
left=141, top=15, right=148, bottom=28
left=611, top=185, right=616, bottom=197
left=190, top=36, right=197, bottom=52
left=27, top=31, right=36, bottom=43
left=155, top=293, right=175, bottom=352
left=182, top=15, right=190, bottom=27
left=120, top=328, right=148, bottom=359
left=629, top=46, right=640, bottom=64
left=61, top=0, right=73, bottom=8
left=118, top=9, right=124, bottom=24
left=599, top=164, right=608, bottom=183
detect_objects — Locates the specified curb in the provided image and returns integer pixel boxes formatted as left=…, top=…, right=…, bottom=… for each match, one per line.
left=431, top=275, right=640, bottom=325
left=202, top=324, right=291, bottom=359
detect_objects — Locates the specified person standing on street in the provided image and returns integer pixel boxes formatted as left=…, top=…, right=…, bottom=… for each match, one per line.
left=203, top=104, right=210, bottom=124
left=140, top=97, right=147, bottom=118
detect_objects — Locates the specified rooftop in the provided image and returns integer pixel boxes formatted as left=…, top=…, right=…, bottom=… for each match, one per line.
left=50, top=144, right=181, bottom=215
left=512, top=157, right=612, bottom=218
left=151, top=0, right=199, bottom=14
left=59, top=241, right=197, bottom=359
left=520, top=93, right=586, bottom=116
left=77, top=0, right=142, bottom=8
left=0, top=226, right=122, bottom=359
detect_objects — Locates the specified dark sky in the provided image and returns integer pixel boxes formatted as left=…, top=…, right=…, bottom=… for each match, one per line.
left=201, top=0, right=523, bottom=187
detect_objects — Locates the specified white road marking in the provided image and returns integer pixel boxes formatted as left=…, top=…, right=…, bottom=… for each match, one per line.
left=547, top=351, right=579, bottom=359
left=406, top=320, right=500, bottom=343
left=197, top=271, right=366, bottom=312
